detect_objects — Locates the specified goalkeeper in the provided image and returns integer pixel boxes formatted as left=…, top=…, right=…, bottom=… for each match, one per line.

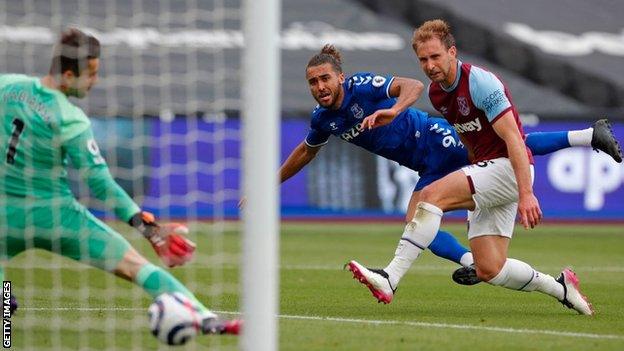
left=0, top=28, right=239, bottom=335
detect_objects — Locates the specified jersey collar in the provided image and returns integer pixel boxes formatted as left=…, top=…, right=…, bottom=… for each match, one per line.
left=439, top=60, right=462, bottom=93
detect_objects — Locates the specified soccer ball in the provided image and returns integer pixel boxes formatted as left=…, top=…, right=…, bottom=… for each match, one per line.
left=148, top=292, right=203, bottom=345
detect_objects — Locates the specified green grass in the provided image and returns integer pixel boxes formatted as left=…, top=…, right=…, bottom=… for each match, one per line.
left=7, top=222, right=624, bottom=350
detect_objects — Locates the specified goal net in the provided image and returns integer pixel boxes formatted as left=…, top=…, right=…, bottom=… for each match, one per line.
left=0, top=0, right=279, bottom=349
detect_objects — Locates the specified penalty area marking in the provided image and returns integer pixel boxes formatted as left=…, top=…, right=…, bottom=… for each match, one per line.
left=21, top=307, right=623, bottom=341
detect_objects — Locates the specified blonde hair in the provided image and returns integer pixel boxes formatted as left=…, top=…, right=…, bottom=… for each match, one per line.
left=412, top=19, right=456, bottom=50
left=306, top=44, right=343, bottom=73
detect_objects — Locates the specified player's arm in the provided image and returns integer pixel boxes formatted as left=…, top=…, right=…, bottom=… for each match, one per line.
left=63, top=129, right=195, bottom=267
left=387, top=77, right=425, bottom=115
left=280, top=119, right=330, bottom=184
left=280, top=141, right=322, bottom=183
left=63, top=128, right=140, bottom=222
left=240, top=117, right=328, bottom=208
left=237, top=140, right=322, bottom=209
left=492, top=113, right=542, bottom=229
left=362, top=76, right=424, bottom=129
left=469, top=67, right=541, bottom=229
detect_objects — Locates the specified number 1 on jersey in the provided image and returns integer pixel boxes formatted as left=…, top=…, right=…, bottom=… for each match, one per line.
left=6, top=118, right=25, bottom=165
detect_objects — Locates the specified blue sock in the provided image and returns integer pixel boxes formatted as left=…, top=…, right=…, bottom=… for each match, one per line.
left=525, top=131, right=570, bottom=156
left=428, top=230, right=469, bottom=265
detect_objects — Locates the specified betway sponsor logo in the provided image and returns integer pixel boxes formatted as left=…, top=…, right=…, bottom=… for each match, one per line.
left=504, top=23, right=624, bottom=57
left=340, top=122, right=365, bottom=141
left=0, top=22, right=404, bottom=51
left=453, top=118, right=482, bottom=133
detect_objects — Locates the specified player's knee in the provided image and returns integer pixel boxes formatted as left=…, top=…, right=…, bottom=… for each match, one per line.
left=418, top=186, right=439, bottom=205
left=404, top=212, right=414, bottom=223
left=114, top=248, right=149, bottom=281
left=475, top=260, right=505, bottom=281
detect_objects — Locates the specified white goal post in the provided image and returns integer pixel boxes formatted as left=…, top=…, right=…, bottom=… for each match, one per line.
left=242, top=0, right=281, bottom=351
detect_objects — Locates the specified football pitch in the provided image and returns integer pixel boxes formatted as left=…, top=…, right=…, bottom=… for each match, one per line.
left=7, top=222, right=624, bottom=350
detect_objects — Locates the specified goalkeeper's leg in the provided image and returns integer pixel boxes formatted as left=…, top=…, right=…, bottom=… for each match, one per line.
left=70, top=208, right=213, bottom=314
left=114, top=248, right=209, bottom=313
left=31, top=203, right=214, bottom=314
left=5, top=203, right=239, bottom=333
left=108, top=229, right=242, bottom=334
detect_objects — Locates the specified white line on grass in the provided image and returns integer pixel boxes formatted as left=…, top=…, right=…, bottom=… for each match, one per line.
left=280, top=264, right=624, bottom=273
left=264, top=314, right=624, bottom=341
left=22, top=307, right=623, bottom=341
left=13, top=263, right=624, bottom=273
left=23, top=307, right=145, bottom=311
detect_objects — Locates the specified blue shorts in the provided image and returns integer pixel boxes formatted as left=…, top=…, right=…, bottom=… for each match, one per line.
left=414, top=117, right=470, bottom=191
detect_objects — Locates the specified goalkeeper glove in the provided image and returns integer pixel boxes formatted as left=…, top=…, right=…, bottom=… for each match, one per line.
left=129, top=211, right=196, bottom=267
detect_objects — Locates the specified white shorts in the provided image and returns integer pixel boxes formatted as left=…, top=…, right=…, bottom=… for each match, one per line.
left=461, top=157, right=534, bottom=239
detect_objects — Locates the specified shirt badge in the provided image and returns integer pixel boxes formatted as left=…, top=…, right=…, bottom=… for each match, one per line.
left=457, top=96, right=470, bottom=116
left=350, top=103, right=364, bottom=119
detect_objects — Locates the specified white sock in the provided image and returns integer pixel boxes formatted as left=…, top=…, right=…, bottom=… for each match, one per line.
left=487, top=258, right=532, bottom=290
left=568, top=128, right=593, bottom=146
left=459, top=252, right=474, bottom=267
left=523, top=270, right=565, bottom=300
left=384, top=202, right=443, bottom=287
left=487, top=259, right=564, bottom=300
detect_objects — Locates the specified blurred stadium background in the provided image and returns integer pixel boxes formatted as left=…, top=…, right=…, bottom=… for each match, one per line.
left=1, top=0, right=623, bottom=350
left=2, top=0, right=622, bottom=221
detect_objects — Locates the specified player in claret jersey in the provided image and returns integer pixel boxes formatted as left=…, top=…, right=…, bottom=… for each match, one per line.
left=348, top=20, right=604, bottom=315
left=280, top=45, right=621, bottom=305
left=0, top=28, right=240, bottom=334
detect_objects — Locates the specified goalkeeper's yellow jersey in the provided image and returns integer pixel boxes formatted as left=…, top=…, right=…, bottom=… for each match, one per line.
left=0, top=74, right=139, bottom=221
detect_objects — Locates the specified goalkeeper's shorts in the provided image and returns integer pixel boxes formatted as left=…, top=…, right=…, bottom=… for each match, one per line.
left=0, top=198, right=131, bottom=271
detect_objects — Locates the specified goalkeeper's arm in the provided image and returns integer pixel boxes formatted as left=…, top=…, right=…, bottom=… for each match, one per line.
left=63, top=128, right=196, bottom=267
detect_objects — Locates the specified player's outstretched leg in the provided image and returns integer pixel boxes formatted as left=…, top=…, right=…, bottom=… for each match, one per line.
left=345, top=260, right=396, bottom=304
left=556, top=268, right=594, bottom=315
left=591, top=119, right=622, bottom=163
left=452, top=264, right=480, bottom=286
left=428, top=230, right=481, bottom=285
left=116, top=248, right=241, bottom=335
left=479, top=256, right=594, bottom=316
left=134, top=262, right=241, bottom=335
left=348, top=205, right=442, bottom=303
left=202, top=317, right=243, bottom=335
left=524, top=118, right=622, bottom=163
left=428, top=230, right=473, bottom=267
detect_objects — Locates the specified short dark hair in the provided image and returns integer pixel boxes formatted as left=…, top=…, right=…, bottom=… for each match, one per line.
left=306, top=44, right=343, bottom=73
left=49, top=27, right=100, bottom=76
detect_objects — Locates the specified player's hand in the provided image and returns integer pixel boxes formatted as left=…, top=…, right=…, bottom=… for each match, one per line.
left=151, top=223, right=196, bottom=267
left=362, top=108, right=398, bottom=130
left=129, top=211, right=196, bottom=267
left=518, top=193, right=542, bottom=229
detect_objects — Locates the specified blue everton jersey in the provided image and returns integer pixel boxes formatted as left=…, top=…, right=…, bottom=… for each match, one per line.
left=305, top=72, right=431, bottom=173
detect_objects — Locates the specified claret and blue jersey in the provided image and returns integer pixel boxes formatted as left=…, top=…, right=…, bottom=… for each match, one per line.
left=304, top=72, right=469, bottom=191
left=428, top=61, right=533, bottom=164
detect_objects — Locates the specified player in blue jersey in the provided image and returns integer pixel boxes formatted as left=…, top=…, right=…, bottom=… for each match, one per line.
left=280, top=45, right=622, bottom=302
